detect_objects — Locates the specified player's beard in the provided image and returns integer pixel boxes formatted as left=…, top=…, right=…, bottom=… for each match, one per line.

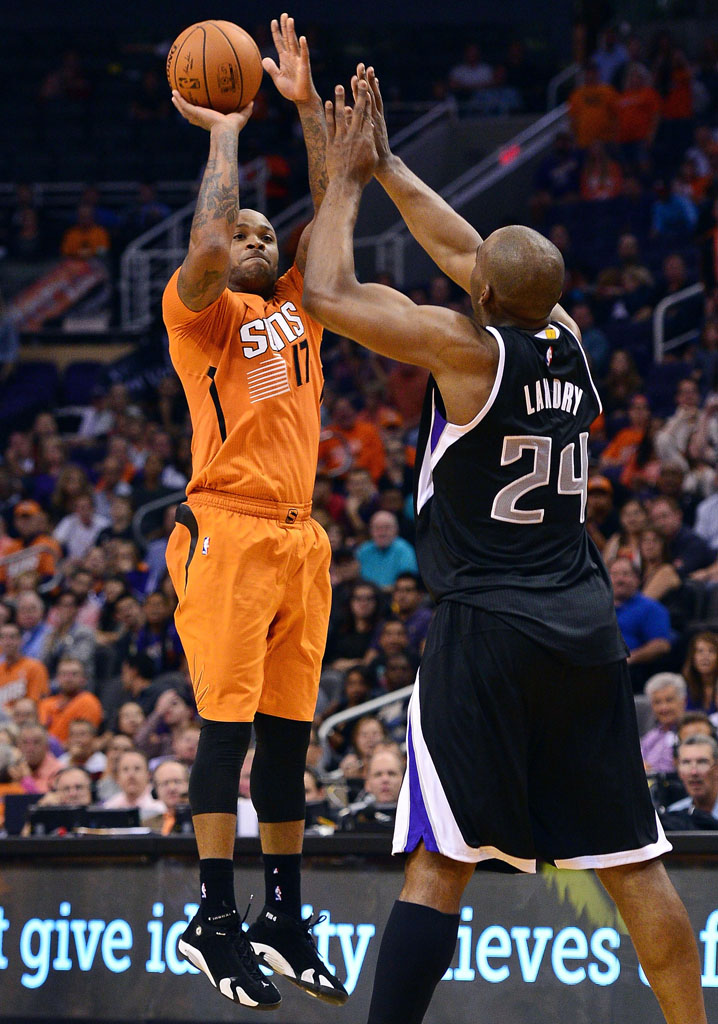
left=230, top=259, right=276, bottom=298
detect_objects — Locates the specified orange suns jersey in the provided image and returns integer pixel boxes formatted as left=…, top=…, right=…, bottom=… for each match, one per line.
left=163, top=265, right=324, bottom=506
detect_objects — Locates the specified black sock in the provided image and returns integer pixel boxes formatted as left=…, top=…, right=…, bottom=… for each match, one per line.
left=263, top=853, right=302, bottom=920
left=367, top=900, right=459, bottom=1024
left=199, top=858, right=237, bottom=925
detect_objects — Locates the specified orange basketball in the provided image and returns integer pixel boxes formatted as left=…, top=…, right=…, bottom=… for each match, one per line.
left=166, top=20, right=263, bottom=114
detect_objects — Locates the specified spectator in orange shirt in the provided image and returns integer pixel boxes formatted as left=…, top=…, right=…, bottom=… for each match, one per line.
left=0, top=500, right=62, bottom=594
left=580, top=142, right=624, bottom=201
left=60, top=203, right=110, bottom=260
left=38, top=656, right=103, bottom=745
left=568, top=61, right=620, bottom=149
left=318, top=397, right=386, bottom=482
left=617, top=64, right=661, bottom=168
left=0, top=621, right=49, bottom=714
left=18, top=723, right=61, bottom=793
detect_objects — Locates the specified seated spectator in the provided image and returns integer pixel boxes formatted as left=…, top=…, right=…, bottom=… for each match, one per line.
left=682, top=632, right=718, bottom=715
left=579, top=142, right=623, bottom=201
left=602, top=499, right=648, bottom=568
left=341, top=466, right=380, bottom=538
left=616, top=62, right=661, bottom=168
left=0, top=620, right=49, bottom=715
left=60, top=204, right=110, bottom=260
left=41, top=590, right=96, bottom=683
left=15, top=592, right=49, bottom=661
left=362, top=743, right=405, bottom=807
left=96, top=495, right=135, bottom=548
left=116, top=651, right=166, bottom=716
left=390, top=573, right=432, bottom=655
left=568, top=60, right=619, bottom=149
left=38, top=656, right=103, bottom=745
left=357, top=511, right=418, bottom=590
left=593, top=25, right=629, bottom=84
left=687, top=393, right=718, bottom=479
left=115, top=701, right=146, bottom=744
left=650, top=495, right=714, bottom=576
left=150, top=759, right=190, bottom=834
left=600, top=394, right=653, bottom=477
left=318, top=397, right=386, bottom=483
left=50, top=464, right=91, bottom=524
left=604, top=267, right=655, bottom=323
left=103, top=749, right=166, bottom=822
left=585, top=475, right=619, bottom=552
left=95, top=732, right=134, bottom=803
left=677, top=711, right=718, bottom=744
left=135, top=591, right=183, bottom=674
left=531, top=130, right=582, bottom=221
left=694, top=473, right=718, bottom=552
left=144, top=504, right=178, bottom=593
left=133, top=687, right=195, bottom=762
left=640, top=672, right=687, bottom=774
left=324, top=582, right=384, bottom=673
left=662, top=734, right=718, bottom=827
left=366, top=620, right=416, bottom=688
left=0, top=500, right=62, bottom=594
left=448, top=43, right=493, bottom=100
left=639, top=527, right=681, bottom=602
left=691, top=319, right=718, bottom=401
left=57, top=718, right=106, bottom=779
left=601, top=349, right=643, bottom=423
left=377, top=653, right=415, bottom=743
left=650, top=179, right=697, bottom=238
left=123, top=182, right=171, bottom=238
left=323, top=665, right=375, bottom=761
left=53, top=491, right=109, bottom=563
left=568, top=302, right=609, bottom=377
left=338, top=715, right=388, bottom=798
left=611, top=557, right=672, bottom=690
left=18, top=723, right=61, bottom=793
left=41, top=766, right=93, bottom=808
left=171, top=722, right=199, bottom=770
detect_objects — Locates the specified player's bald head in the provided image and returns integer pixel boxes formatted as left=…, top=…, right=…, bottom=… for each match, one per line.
left=470, top=226, right=564, bottom=328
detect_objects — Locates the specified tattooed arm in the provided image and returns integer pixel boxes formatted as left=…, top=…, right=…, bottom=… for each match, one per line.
left=170, top=90, right=254, bottom=311
left=262, top=14, right=327, bottom=273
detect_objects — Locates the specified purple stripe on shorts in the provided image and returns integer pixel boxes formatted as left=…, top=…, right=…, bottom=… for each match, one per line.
left=430, top=406, right=447, bottom=454
left=405, top=720, right=439, bottom=853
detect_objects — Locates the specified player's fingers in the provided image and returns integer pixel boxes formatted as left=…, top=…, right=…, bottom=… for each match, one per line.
left=324, top=99, right=335, bottom=141
left=262, top=57, right=280, bottom=79
left=367, top=67, right=384, bottom=113
left=334, top=84, right=346, bottom=128
left=269, top=18, right=284, bottom=53
left=285, top=16, right=300, bottom=54
left=350, top=74, right=359, bottom=102
left=299, top=36, right=310, bottom=64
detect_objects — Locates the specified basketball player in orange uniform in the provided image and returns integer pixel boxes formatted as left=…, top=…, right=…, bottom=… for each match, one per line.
left=162, top=14, right=347, bottom=1011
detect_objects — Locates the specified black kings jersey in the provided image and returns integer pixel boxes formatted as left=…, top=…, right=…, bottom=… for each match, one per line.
left=414, top=321, right=626, bottom=665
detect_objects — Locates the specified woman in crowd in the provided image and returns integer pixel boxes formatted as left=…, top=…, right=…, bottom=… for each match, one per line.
left=323, top=581, right=385, bottom=673
left=682, top=631, right=718, bottom=714
left=602, top=498, right=648, bottom=567
left=640, top=526, right=682, bottom=601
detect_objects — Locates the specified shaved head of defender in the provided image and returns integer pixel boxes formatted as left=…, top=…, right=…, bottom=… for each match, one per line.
left=470, top=225, right=565, bottom=330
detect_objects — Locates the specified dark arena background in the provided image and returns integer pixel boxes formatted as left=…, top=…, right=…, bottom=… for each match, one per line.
left=1, top=1, right=718, bottom=1022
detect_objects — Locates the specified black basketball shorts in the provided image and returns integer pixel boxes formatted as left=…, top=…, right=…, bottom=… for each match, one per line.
left=393, top=602, right=670, bottom=871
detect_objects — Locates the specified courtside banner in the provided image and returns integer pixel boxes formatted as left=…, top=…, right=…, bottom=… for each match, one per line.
left=1, top=858, right=717, bottom=1022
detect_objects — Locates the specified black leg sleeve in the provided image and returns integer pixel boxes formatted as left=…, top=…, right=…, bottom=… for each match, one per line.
left=250, top=712, right=311, bottom=823
left=188, top=719, right=252, bottom=816
left=367, top=900, right=460, bottom=1024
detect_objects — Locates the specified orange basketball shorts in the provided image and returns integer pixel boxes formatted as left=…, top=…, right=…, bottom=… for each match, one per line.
left=165, top=490, right=331, bottom=723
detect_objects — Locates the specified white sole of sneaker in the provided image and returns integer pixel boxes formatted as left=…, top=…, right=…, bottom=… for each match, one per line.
left=178, top=938, right=280, bottom=1011
left=251, top=942, right=348, bottom=1006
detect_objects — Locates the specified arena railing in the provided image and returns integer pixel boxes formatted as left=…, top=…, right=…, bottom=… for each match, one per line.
left=317, top=684, right=415, bottom=747
left=131, top=489, right=186, bottom=550
left=653, top=282, right=705, bottom=363
left=354, top=104, right=569, bottom=287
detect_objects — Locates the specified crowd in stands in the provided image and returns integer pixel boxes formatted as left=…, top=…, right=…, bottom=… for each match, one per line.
left=3, top=24, right=718, bottom=836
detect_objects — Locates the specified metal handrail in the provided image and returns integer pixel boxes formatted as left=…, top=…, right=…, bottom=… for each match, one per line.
left=547, top=63, right=579, bottom=109
left=131, top=489, right=186, bottom=550
left=317, top=684, right=414, bottom=744
left=652, top=283, right=705, bottom=363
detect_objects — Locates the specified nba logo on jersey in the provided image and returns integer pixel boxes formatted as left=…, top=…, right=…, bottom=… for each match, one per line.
left=202, top=536, right=210, bottom=555
left=545, top=345, right=553, bottom=367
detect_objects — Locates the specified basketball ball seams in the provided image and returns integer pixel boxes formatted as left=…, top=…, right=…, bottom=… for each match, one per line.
left=212, top=21, right=245, bottom=107
left=200, top=26, right=211, bottom=109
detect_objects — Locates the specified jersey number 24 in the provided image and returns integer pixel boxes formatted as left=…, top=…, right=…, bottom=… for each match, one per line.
left=490, top=433, right=589, bottom=525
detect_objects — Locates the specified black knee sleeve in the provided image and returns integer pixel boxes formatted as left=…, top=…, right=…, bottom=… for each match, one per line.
left=250, top=712, right=311, bottom=823
left=188, top=719, right=252, bottom=815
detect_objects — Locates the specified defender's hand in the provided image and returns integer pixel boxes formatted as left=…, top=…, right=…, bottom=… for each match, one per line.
left=171, top=90, right=253, bottom=132
left=263, top=12, right=315, bottom=105
left=324, top=82, right=378, bottom=186
left=351, top=64, right=391, bottom=168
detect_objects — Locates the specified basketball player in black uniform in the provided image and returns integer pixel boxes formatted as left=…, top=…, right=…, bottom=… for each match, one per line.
left=303, top=76, right=708, bottom=1024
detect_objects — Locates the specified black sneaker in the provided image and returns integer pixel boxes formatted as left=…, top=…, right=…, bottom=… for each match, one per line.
left=178, top=909, right=281, bottom=1010
left=247, top=906, right=349, bottom=1005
